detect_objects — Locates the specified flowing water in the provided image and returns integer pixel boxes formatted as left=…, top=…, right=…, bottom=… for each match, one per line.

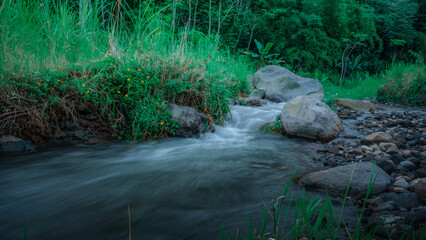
left=0, top=102, right=321, bottom=240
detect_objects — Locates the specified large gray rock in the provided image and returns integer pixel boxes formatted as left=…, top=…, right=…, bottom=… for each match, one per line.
left=167, top=104, right=210, bottom=138
left=0, top=135, right=35, bottom=153
left=252, top=65, right=323, bottom=102
left=280, top=96, right=343, bottom=142
left=300, top=162, right=392, bottom=199
left=335, top=98, right=388, bottom=112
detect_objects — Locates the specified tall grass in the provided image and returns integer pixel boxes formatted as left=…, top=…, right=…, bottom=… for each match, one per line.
left=0, top=0, right=252, bottom=81
left=0, top=0, right=253, bottom=140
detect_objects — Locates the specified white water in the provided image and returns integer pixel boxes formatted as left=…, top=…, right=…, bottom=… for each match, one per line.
left=0, top=102, right=319, bottom=240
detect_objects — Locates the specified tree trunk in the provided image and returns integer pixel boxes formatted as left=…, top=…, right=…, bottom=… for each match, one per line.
left=208, top=0, right=212, bottom=37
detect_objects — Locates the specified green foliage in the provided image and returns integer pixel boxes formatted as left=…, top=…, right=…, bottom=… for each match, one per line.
left=0, top=0, right=252, bottom=141
left=257, top=117, right=283, bottom=134
left=247, top=39, right=280, bottom=69
left=376, top=62, right=426, bottom=106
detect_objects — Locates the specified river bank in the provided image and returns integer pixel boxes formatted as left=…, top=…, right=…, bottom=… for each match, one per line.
left=308, top=102, right=426, bottom=239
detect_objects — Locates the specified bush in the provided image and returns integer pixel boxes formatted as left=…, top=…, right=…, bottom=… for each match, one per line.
left=376, top=63, right=425, bottom=106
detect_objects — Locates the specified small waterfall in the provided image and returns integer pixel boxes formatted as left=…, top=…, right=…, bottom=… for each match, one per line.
left=225, top=102, right=285, bottom=130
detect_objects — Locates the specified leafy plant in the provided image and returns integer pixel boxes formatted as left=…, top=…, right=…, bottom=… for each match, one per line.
left=247, top=39, right=280, bottom=69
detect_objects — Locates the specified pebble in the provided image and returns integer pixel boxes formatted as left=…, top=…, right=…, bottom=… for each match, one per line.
left=394, top=178, right=409, bottom=189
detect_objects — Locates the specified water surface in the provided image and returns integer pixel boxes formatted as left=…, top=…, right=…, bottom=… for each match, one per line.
left=0, top=102, right=320, bottom=239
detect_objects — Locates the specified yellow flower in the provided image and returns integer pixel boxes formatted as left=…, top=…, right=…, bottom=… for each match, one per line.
left=160, top=122, right=164, bottom=125
left=38, top=82, right=41, bottom=86
left=142, top=80, right=144, bottom=83
left=83, top=75, right=86, bottom=78
left=139, top=100, right=142, bottom=103
left=82, top=84, right=86, bottom=87
left=108, top=53, right=111, bottom=56
left=118, top=90, right=121, bottom=93
left=147, top=76, right=150, bottom=78
left=77, top=63, right=80, bottom=66
left=127, top=68, right=130, bottom=71
left=127, top=78, right=130, bottom=81
left=156, top=102, right=159, bottom=105
left=110, top=63, right=113, bottom=66
left=59, top=65, right=62, bottom=68
left=131, top=59, right=134, bottom=61
left=138, top=69, right=141, bottom=71
left=57, top=80, right=60, bottom=83
left=125, top=94, right=128, bottom=97
left=87, top=90, right=90, bottom=93
left=106, top=76, right=109, bottom=78
left=128, top=84, right=131, bottom=86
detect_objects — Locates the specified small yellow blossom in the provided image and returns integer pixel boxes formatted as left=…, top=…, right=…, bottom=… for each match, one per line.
left=87, top=90, right=90, bottom=93
left=110, top=63, right=113, bottom=66
left=125, top=94, right=128, bottom=97
left=139, top=100, right=142, bottom=103
left=147, top=76, right=150, bottom=78
left=59, top=65, right=63, bottom=68
left=38, top=82, right=41, bottom=86
left=118, top=90, right=121, bottom=93
left=128, top=84, right=131, bottom=86
left=127, top=78, right=130, bottom=81
left=127, top=68, right=130, bottom=71
left=84, top=75, right=86, bottom=78
left=131, top=59, right=134, bottom=61
left=138, top=69, right=141, bottom=71
left=57, top=80, right=60, bottom=83
left=160, top=122, right=164, bottom=125
left=156, top=102, right=159, bottom=105
left=82, top=84, right=86, bottom=87
left=142, top=80, right=144, bottom=83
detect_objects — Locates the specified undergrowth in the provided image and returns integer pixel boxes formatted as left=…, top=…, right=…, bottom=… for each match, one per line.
left=0, top=0, right=252, bottom=141
left=376, top=62, right=425, bottom=106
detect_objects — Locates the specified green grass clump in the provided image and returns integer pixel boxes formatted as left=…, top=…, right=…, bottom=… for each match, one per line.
left=376, top=63, right=425, bottom=106
left=0, top=0, right=252, bottom=141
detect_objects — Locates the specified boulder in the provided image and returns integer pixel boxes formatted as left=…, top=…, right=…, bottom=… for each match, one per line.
left=249, top=89, right=266, bottom=99
left=300, top=162, right=392, bottom=199
left=280, top=96, right=343, bottom=142
left=167, top=104, right=210, bottom=138
left=241, top=97, right=264, bottom=107
left=335, top=98, right=387, bottom=112
left=0, top=135, right=35, bottom=153
left=252, top=65, right=323, bottom=102
left=365, top=132, right=393, bottom=143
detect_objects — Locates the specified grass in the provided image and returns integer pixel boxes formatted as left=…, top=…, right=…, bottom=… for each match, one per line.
left=0, top=0, right=253, bottom=141
left=218, top=164, right=425, bottom=240
left=305, top=62, right=425, bottom=106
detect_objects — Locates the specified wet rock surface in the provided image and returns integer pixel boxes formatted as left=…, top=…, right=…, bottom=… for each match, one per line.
left=310, top=103, right=426, bottom=238
left=280, top=95, right=343, bottom=142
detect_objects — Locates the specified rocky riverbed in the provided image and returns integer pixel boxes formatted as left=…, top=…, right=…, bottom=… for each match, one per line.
left=309, top=103, right=426, bottom=239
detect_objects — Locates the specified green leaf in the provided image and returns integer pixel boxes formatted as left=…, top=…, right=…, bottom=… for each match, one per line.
left=254, top=39, right=263, bottom=52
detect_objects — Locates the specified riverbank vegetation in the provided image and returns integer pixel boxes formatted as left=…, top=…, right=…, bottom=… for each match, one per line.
left=1, top=0, right=425, bottom=141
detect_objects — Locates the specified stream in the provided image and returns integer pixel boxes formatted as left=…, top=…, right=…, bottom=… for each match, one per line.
left=0, top=102, right=321, bottom=240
